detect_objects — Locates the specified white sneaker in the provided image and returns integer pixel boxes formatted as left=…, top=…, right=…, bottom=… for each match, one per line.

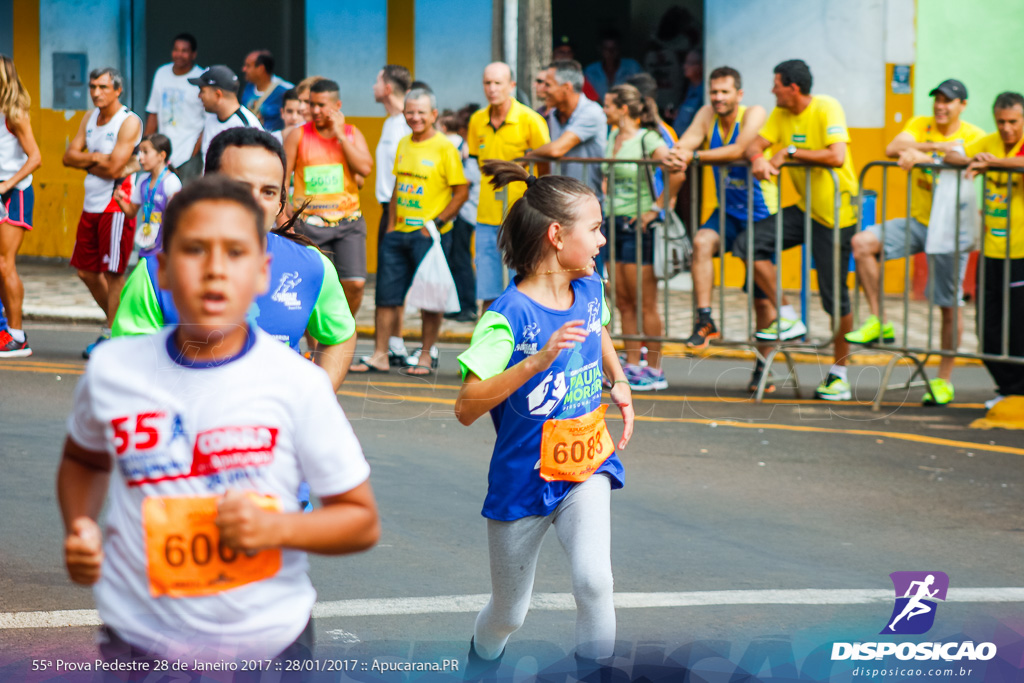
left=755, top=317, right=808, bottom=341
left=985, top=395, right=1006, bottom=410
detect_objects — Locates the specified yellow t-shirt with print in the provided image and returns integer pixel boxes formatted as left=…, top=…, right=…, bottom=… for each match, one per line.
left=901, top=116, right=987, bottom=226
left=760, top=95, right=859, bottom=228
left=393, top=132, right=468, bottom=234
left=467, top=99, right=550, bottom=225
left=966, top=132, right=1024, bottom=259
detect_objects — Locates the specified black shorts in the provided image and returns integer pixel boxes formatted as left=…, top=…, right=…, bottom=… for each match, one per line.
left=733, top=205, right=855, bottom=318
left=295, top=215, right=367, bottom=280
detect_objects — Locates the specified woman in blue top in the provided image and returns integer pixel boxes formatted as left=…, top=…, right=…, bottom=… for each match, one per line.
left=455, top=160, right=634, bottom=678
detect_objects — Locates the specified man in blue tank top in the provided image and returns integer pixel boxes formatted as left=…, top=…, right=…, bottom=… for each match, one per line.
left=668, top=66, right=785, bottom=391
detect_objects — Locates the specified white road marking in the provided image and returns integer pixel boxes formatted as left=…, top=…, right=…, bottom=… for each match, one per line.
left=4, top=588, right=1024, bottom=630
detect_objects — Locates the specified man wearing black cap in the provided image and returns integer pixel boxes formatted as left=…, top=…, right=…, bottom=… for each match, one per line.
left=848, top=78, right=986, bottom=406
left=190, top=65, right=263, bottom=163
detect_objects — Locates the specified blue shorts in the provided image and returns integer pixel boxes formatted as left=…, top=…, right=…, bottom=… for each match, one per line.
left=701, top=208, right=769, bottom=300
left=1, top=185, right=34, bottom=229
left=700, top=209, right=747, bottom=253
left=375, top=229, right=433, bottom=307
left=475, top=223, right=514, bottom=300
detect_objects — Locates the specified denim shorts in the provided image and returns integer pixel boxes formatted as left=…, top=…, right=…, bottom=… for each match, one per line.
left=606, top=215, right=654, bottom=266
left=475, top=222, right=514, bottom=300
left=375, top=229, right=433, bottom=307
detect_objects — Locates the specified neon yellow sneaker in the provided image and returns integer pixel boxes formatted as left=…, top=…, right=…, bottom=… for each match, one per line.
left=815, top=373, right=852, bottom=401
left=845, top=315, right=895, bottom=344
left=923, top=378, right=954, bottom=406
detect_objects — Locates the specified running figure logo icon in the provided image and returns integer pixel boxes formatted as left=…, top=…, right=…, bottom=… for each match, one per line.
left=881, top=571, right=949, bottom=635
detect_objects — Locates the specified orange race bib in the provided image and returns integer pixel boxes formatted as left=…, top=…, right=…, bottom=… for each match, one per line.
left=539, top=405, right=615, bottom=483
left=142, top=494, right=282, bottom=599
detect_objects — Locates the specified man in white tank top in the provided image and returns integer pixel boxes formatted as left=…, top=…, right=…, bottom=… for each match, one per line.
left=62, top=67, right=142, bottom=358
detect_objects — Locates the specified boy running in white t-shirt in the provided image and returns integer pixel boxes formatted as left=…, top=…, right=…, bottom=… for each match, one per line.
left=59, top=175, right=379, bottom=667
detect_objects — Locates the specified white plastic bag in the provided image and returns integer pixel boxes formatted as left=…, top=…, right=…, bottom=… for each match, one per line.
left=405, top=220, right=460, bottom=313
left=927, top=148, right=979, bottom=254
left=653, top=209, right=692, bottom=279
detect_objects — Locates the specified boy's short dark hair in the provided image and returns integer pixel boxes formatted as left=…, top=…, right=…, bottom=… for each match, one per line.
left=774, top=59, right=812, bottom=95
left=282, top=88, right=300, bottom=103
left=162, top=176, right=266, bottom=251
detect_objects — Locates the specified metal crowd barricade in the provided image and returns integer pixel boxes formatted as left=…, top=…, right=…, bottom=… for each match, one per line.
left=496, top=155, right=851, bottom=401
left=689, top=160, right=843, bottom=400
left=492, top=154, right=1024, bottom=406
left=854, top=161, right=1024, bottom=410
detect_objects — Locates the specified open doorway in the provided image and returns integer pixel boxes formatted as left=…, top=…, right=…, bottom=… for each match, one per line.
left=551, top=0, right=702, bottom=123
left=144, top=0, right=305, bottom=99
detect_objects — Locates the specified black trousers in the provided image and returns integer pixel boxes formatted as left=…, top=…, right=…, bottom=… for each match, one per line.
left=979, top=257, right=1024, bottom=396
left=448, top=215, right=478, bottom=314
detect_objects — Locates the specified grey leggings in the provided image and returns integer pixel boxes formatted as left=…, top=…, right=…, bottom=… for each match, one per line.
left=473, top=474, right=615, bottom=661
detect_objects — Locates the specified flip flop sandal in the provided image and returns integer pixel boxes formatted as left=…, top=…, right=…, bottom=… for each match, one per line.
left=406, top=347, right=439, bottom=369
left=401, top=364, right=434, bottom=377
left=350, top=356, right=390, bottom=374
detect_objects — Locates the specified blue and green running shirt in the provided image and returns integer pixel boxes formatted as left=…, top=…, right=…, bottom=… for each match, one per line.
left=457, top=274, right=624, bottom=521
left=112, top=232, right=356, bottom=350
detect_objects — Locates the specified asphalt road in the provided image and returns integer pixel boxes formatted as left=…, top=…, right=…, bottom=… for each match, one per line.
left=1, top=325, right=1023, bottom=682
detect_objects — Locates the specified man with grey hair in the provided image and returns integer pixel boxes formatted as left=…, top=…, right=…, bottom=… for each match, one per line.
left=529, top=59, right=606, bottom=201
left=350, top=87, right=467, bottom=375
left=62, top=67, right=143, bottom=358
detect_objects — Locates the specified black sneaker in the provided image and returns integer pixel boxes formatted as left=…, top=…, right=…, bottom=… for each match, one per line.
left=685, top=318, right=720, bottom=349
left=0, top=329, right=31, bottom=358
left=747, top=363, right=776, bottom=394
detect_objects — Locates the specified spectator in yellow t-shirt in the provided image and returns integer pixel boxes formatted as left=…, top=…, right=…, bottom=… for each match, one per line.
left=466, top=62, right=549, bottom=311
left=847, top=79, right=986, bottom=406
left=946, top=92, right=1024, bottom=402
left=350, top=88, right=468, bottom=377
left=738, top=59, right=860, bottom=401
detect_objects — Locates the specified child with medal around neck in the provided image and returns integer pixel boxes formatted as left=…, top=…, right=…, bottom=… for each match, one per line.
left=455, top=160, right=634, bottom=679
left=114, top=133, right=182, bottom=258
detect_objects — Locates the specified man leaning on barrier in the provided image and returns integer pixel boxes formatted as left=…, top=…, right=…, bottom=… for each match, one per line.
left=946, top=92, right=1024, bottom=404
left=847, top=79, right=985, bottom=406
left=667, top=65, right=783, bottom=393
left=737, top=59, right=860, bottom=401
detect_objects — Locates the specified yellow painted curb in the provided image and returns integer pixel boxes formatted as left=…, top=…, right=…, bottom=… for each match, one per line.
left=970, top=396, right=1024, bottom=430
left=356, top=326, right=982, bottom=367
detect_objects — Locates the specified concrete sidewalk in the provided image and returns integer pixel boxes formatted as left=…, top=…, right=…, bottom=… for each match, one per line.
left=16, top=257, right=980, bottom=364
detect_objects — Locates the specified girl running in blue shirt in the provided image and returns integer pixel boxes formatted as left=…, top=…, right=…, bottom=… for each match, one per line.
left=455, top=160, right=634, bottom=678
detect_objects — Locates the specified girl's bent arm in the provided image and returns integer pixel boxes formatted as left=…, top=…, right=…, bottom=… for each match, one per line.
left=455, top=319, right=589, bottom=426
